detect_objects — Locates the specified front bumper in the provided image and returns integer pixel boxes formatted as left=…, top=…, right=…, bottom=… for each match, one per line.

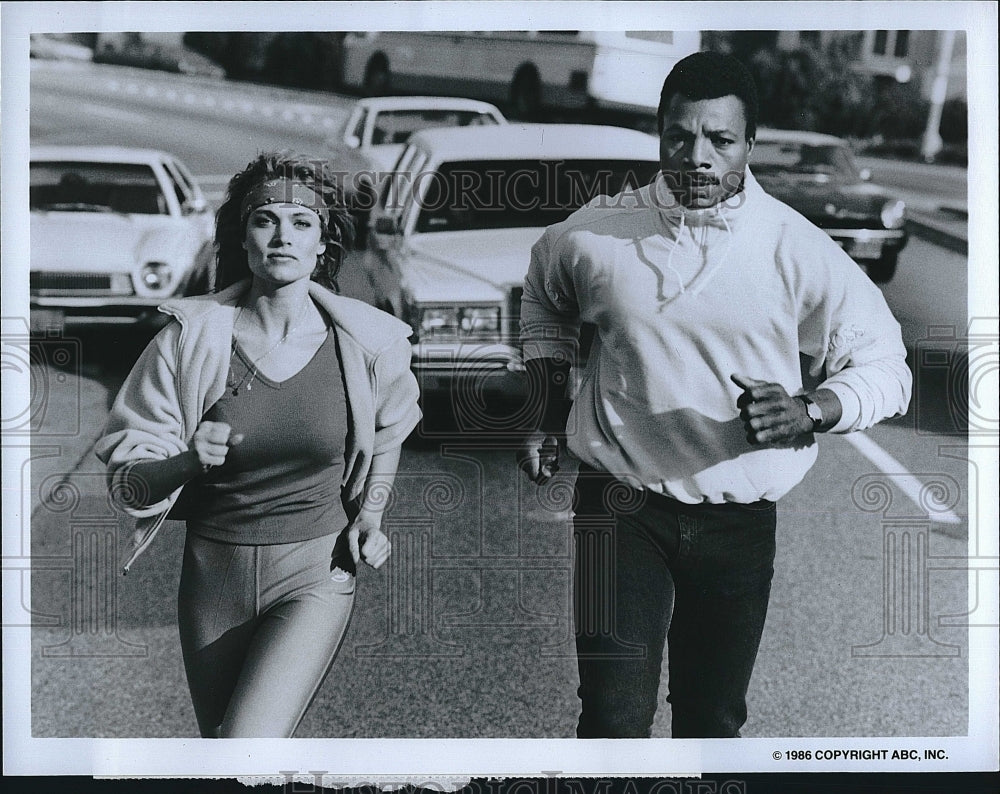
left=826, top=227, right=908, bottom=261
left=29, top=295, right=169, bottom=332
left=411, top=340, right=527, bottom=397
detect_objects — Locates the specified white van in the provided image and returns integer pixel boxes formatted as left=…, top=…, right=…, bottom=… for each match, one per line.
left=341, top=31, right=701, bottom=118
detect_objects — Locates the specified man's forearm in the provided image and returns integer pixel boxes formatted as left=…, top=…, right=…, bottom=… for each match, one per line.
left=819, top=355, right=912, bottom=432
left=804, top=387, right=843, bottom=432
left=525, top=357, right=573, bottom=437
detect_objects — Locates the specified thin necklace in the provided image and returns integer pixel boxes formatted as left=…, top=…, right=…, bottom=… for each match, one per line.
left=228, top=292, right=311, bottom=396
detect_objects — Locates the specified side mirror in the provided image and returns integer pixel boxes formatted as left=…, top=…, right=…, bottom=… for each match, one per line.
left=374, top=215, right=399, bottom=236
left=183, top=196, right=208, bottom=215
left=858, top=168, right=871, bottom=182
left=345, top=135, right=361, bottom=149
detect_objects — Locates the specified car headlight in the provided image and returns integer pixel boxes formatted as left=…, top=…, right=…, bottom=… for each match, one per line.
left=137, top=261, right=174, bottom=292
left=419, top=307, right=460, bottom=337
left=417, top=305, right=502, bottom=340
left=881, top=199, right=906, bottom=230
left=461, top=306, right=501, bottom=335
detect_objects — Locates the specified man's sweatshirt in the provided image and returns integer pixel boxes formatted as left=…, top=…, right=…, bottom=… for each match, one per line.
left=520, top=170, right=911, bottom=504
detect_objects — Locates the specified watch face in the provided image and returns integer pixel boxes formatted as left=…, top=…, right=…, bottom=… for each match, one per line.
left=806, top=400, right=823, bottom=426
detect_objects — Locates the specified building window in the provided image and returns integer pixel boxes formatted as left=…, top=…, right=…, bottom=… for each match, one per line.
left=893, top=30, right=910, bottom=57
left=873, top=30, right=888, bottom=55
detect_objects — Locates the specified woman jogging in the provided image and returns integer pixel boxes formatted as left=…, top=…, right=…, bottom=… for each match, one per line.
left=96, top=151, right=420, bottom=737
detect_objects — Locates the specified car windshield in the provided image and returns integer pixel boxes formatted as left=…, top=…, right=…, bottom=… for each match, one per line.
left=370, top=109, right=499, bottom=146
left=30, top=161, right=167, bottom=214
left=413, top=158, right=659, bottom=233
left=751, top=141, right=861, bottom=182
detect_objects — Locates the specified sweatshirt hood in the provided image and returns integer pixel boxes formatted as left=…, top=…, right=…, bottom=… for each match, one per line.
left=647, top=168, right=762, bottom=299
left=652, top=166, right=762, bottom=230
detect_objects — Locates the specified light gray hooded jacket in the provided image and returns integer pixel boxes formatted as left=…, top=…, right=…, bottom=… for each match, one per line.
left=96, top=279, right=421, bottom=573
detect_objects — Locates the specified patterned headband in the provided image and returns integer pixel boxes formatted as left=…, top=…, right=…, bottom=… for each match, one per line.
left=239, top=177, right=330, bottom=226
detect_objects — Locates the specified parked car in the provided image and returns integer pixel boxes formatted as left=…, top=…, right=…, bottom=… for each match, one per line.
left=330, top=97, right=508, bottom=251
left=751, top=129, right=908, bottom=283
left=29, top=33, right=93, bottom=62
left=328, top=96, right=508, bottom=173
left=357, top=123, right=660, bottom=399
left=94, top=34, right=226, bottom=79
left=30, top=146, right=215, bottom=333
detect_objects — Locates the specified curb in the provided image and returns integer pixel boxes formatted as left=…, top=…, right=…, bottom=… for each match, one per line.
left=905, top=215, right=968, bottom=256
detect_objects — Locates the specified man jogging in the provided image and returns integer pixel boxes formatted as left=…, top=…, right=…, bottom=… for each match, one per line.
left=517, top=51, right=912, bottom=738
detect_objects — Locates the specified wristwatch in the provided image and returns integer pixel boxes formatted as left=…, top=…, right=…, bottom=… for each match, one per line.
left=798, top=394, right=824, bottom=431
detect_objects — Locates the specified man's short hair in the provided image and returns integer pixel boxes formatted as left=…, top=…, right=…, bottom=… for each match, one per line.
left=657, top=51, right=759, bottom=141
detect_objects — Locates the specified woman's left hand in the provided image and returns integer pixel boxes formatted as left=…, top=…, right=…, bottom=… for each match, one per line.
left=347, top=516, right=392, bottom=569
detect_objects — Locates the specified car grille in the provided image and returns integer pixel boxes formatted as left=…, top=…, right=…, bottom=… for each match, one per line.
left=30, top=272, right=132, bottom=295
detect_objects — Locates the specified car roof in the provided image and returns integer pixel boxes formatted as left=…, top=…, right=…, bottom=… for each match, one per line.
left=357, top=96, right=505, bottom=115
left=30, top=145, right=176, bottom=164
left=755, top=128, right=847, bottom=146
left=407, top=123, right=660, bottom=162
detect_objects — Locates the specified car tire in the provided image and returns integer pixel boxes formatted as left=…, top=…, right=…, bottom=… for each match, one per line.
left=363, top=54, right=390, bottom=96
left=510, top=66, right=541, bottom=120
left=865, top=252, right=898, bottom=284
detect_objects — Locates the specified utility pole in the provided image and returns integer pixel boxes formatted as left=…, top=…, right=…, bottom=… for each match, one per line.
left=921, top=30, right=957, bottom=162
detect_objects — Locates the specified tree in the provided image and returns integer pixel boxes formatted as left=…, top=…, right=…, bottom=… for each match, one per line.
left=746, top=35, right=874, bottom=137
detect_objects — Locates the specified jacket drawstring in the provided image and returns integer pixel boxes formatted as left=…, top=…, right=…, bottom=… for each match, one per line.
left=689, top=207, right=733, bottom=297
left=660, top=200, right=736, bottom=300
left=662, top=210, right=688, bottom=295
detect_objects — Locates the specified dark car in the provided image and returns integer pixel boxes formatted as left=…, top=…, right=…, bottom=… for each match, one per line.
left=94, top=35, right=225, bottom=79
left=752, top=129, right=908, bottom=283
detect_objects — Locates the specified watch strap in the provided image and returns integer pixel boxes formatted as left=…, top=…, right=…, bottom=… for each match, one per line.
left=798, top=394, right=824, bottom=431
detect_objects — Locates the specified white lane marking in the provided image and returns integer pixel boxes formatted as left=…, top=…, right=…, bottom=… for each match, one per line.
left=54, top=68, right=349, bottom=130
left=843, top=432, right=963, bottom=524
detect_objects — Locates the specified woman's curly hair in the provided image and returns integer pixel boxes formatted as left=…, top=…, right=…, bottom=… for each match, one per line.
left=214, top=151, right=355, bottom=292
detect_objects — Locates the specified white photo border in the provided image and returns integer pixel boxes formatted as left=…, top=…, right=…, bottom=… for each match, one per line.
left=2, top=0, right=997, bottom=780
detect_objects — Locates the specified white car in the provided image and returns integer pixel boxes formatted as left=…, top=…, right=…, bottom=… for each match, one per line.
left=30, top=146, right=215, bottom=332
left=357, top=123, right=660, bottom=399
left=29, top=33, right=94, bottom=62
left=328, top=95, right=507, bottom=174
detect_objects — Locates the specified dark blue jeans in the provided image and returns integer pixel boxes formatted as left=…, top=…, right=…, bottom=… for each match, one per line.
left=573, top=464, right=777, bottom=738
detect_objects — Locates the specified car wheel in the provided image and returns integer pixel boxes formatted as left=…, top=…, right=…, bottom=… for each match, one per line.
left=363, top=54, right=390, bottom=96
left=510, top=66, right=541, bottom=120
left=864, top=252, right=898, bottom=284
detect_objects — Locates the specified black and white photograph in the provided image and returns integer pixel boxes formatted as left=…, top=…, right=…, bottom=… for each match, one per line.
left=2, top=0, right=997, bottom=788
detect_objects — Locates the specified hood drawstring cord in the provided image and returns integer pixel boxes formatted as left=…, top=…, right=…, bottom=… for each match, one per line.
left=689, top=206, right=733, bottom=297
left=659, top=200, right=736, bottom=301
left=662, top=210, right=688, bottom=296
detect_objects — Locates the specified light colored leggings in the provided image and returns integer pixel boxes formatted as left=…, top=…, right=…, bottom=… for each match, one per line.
left=177, top=531, right=355, bottom=738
